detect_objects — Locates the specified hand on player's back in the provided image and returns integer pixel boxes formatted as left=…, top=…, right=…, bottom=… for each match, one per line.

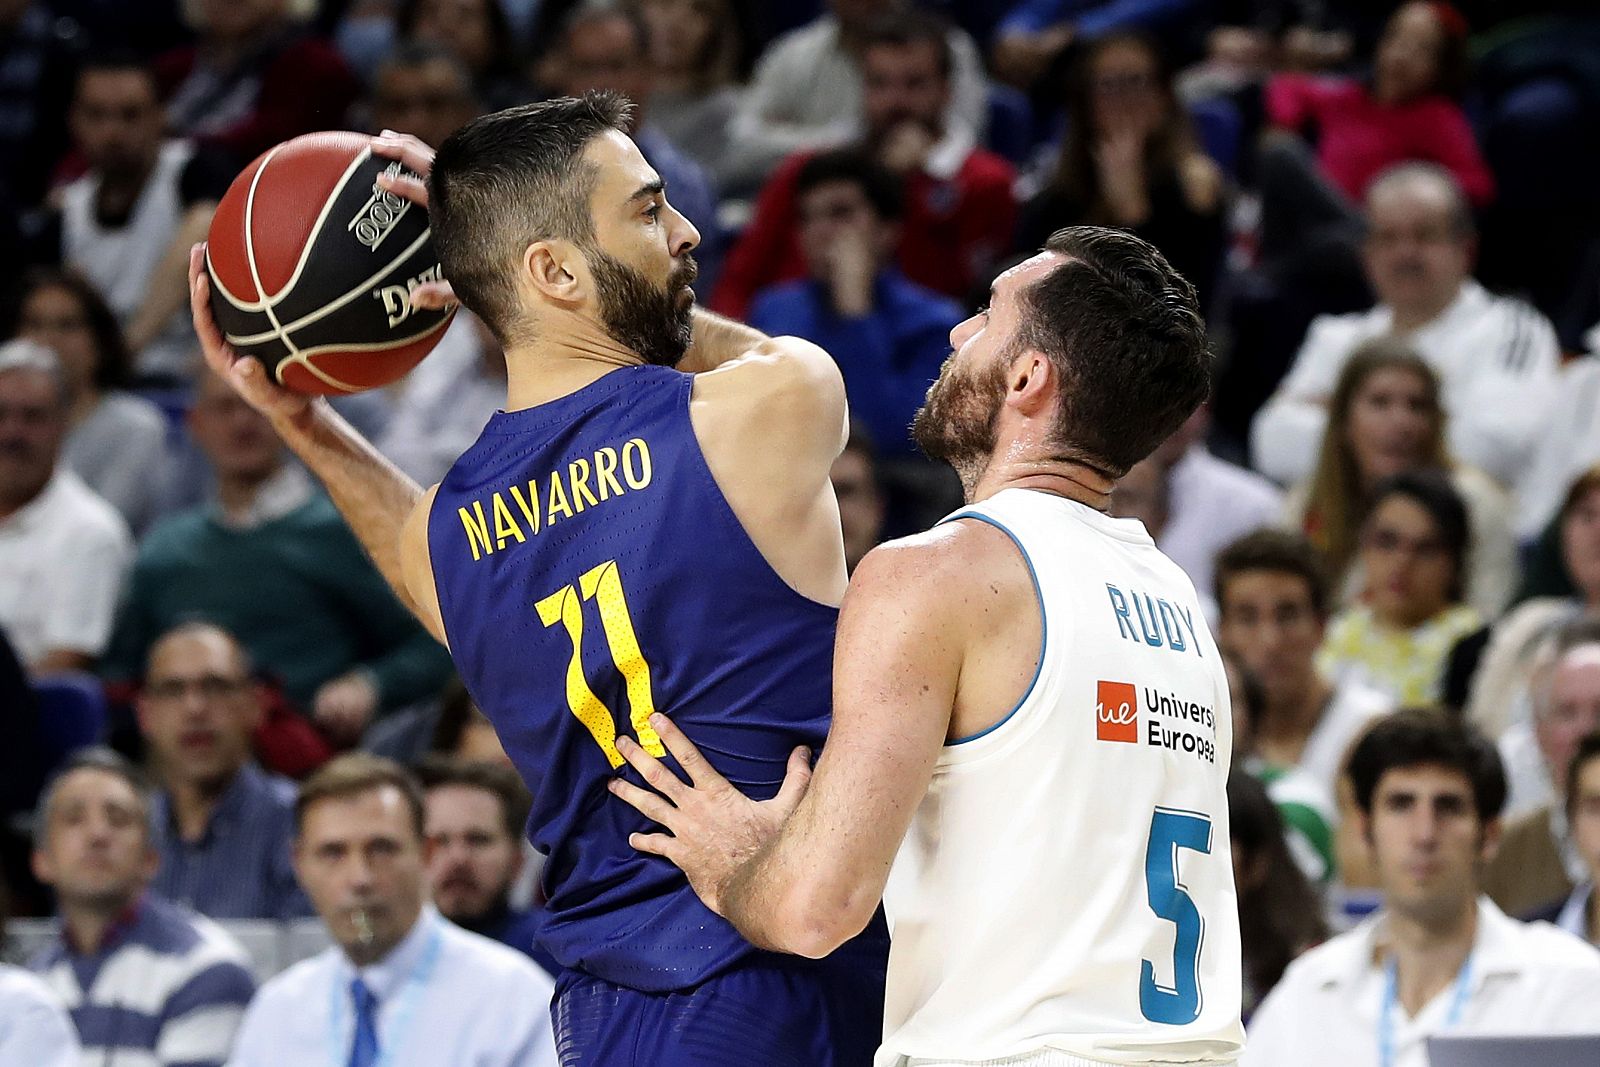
left=372, top=131, right=458, bottom=313
left=188, top=243, right=312, bottom=426
left=609, top=714, right=813, bottom=915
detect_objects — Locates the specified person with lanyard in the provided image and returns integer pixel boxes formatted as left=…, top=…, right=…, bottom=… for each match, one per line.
left=226, top=754, right=557, bottom=1067
left=1243, top=707, right=1600, bottom=1066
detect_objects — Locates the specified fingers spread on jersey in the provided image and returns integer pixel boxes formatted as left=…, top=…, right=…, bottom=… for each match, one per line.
left=608, top=777, right=679, bottom=827
left=616, top=735, right=689, bottom=803
left=649, top=713, right=722, bottom=791
left=628, top=832, right=677, bottom=860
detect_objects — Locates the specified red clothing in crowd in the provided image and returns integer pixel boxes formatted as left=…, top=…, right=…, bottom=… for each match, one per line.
left=1266, top=74, right=1495, bottom=206
left=710, top=145, right=1017, bottom=319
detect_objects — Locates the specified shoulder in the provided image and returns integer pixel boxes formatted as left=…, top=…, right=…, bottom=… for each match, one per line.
left=246, top=950, right=333, bottom=1013
left=1496, top=910, right=1600, bottom=974
left=49, top=473, right=130, bottom=548
left=699, top=335, right=845, bottom=419
left=1301, top=309, right=1379, bottom=354
left=0, top=964, right=69, bottom=1013
left=851, top=518, right=1031, bottom=617
left=1274, top=923, right=1366, bottom=993
left=1180, top=449, right=1281, bottom=507
left=136, top=508, right=209, bottom=559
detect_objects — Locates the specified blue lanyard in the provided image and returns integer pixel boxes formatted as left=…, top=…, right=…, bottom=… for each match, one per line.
left=1377, top=952, right=1474, bottom=1067
left=327, top=919, right=444, bottom=1067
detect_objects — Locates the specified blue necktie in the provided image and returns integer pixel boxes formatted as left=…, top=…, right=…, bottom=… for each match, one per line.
left=348, top=977, right=380, bottom=1067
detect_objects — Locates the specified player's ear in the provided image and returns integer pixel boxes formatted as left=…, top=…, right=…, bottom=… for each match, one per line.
left=524, top=239, right=582, bottom=305
left=1006, top=348, right=1055, bottom=418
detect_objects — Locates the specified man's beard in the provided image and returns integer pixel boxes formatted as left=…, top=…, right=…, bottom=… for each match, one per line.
left=586, top=246, right=698, bottom=367
left=911, top=345, right=1009, bottom=491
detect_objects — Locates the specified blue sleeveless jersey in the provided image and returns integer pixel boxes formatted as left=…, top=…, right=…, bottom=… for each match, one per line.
left=428, top=364, right=846, bottom=992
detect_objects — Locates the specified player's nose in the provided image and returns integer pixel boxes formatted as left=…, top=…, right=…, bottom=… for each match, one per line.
left=665, top=201, right=700, bottom=258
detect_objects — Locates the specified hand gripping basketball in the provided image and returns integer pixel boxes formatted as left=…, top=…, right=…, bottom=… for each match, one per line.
left=372, top=131, right=457, bottom=312
left=189, top=243, right=314, bottom=427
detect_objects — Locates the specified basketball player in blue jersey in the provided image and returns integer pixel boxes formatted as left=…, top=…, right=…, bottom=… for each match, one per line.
left=187, top=91, right=886, bottom=1065
left=611, top=228, right=1248, bottom=1065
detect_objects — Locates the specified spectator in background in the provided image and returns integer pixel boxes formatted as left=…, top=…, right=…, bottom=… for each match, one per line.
left=1467, top=470, right=1600, bottom=739
left=417, top=757, right=557, bottom=975
left=1287, top=338, right=1516, bottom=620
left=103, top=370, right=454, bottom=748
left=138, top=621, right=312, bottom=920
left=10, top=269, right=171, bottom=533
left=1516, top=356, right=1600, bottom=546
left=549, top=1, right=724, bottom=291
left=1243, top=708, right=1600, bottom=1066
left=990, top=0, right=1200, bottom=90
left=1479, top=621, right=1600, bottom=918
left=1258, top=0, right=1491, bottom=273
left=228, top=755, right=557, bottom=1067
left=0, top=341, right=130, bottom=675
left=727, top=0, right=990, bottom=195
left=1252, top=164, right=1559, bottom=492
left=1528, top=733, right=1600, bottom=946
left=43, top=53, right=231, bottom=381
left=1228, top=769, right=1328, bottom=1021
left=714, top=12, right=1015, bottom=318
left=640, top=0, right=748, bottom=191
left=28, top=750, right=257, bottom=1067
left=378, top=311, right=505, bottom=484
left=1318, top=472, right=1481, bottom=706
left=368, top=41, right=483, bottom=157
left=429, top=683, right=513, bottom=765
left=397, top=0, right=532, bottom=112
left=0, top=0, right=82, bottom=206
left=1014, top=33, right=1227, bottom=312
left=1215, top=529, right=1392, bottom=801
left=157, top=0, right=359, bottom=167
left=831, top=421, right=887, bottom=574
left=0, top=870, right=80, bottom=1067
left=748, top=150, right=961, bottom=458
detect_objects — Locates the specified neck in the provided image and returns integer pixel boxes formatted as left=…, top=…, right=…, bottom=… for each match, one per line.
left=965, top=454, right=1115, bottom=512
left=216, top=467, right=277, bottom=520
left=503, top=330, right=646, bottom=411
left=1390, top=287, right=1459, bottom=333
left=62, top=894, right=138, bottom=956
left=1384, top=896, right=1478, bottom=1015
left=165, top=770, right=237, bottom=843
left=69, top=388, right=100, bottom=427
left=97, top=158, right=157, bottom=212
left=1258, top=674, right=1333, bottom=758
left=0, top=476, right=49, bottom=523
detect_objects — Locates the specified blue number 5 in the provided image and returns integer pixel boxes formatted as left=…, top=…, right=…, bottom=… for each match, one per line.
left=1139, top=808, right=1211, bottom=1025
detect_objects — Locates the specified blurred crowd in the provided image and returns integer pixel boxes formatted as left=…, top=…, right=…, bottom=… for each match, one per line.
left=3, top=0, right=1600, bottom=1063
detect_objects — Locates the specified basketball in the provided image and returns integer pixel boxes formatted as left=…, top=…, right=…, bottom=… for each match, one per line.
left=204, top=131, right=455, bottom=395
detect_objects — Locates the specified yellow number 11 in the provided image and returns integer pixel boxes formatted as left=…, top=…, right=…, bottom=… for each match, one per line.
left=535, top=560, right=663, bottom=768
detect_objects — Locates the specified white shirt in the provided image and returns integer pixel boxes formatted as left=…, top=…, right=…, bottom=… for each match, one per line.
left=1243, top=897, right=1600, bottom=1067
left=1498, top=722, right=1558, bottom=823
left=1250, top=280, right=1560, bottom=490
left=227, top=906, right=556, bottom=1067
left=879, top=489, right=1243, bottom=1066
left=1297, top=681, right=1392, bottom=802
left=376, top=316, right=504, bottom=486
left=1160, top=445, right=1283, bottom=609
left=0, top=468, right=132, bottom=664
left=0, top=965, right=79, bottom=1067
left=1515, top=356, right=1600, bottom=541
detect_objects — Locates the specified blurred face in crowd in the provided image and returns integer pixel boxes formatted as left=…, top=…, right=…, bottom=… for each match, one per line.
left=1110, top=458, right=1168, bottom=539
left=1364, top=764, right=1492, bottom=925
left=0, top=367, right=67, bottom=513
left=798, top=179, right=896, bottom=282
left=1363, top=177, right=1472, bottom=319
left=33, top=768, right=158, bottom=912
left=641, top=0, right=718, bottom=76
left=198, top=0, right=287, bottom=43
left=1344, top=366, right=1437, bottom=488
left=1088, top=39, right=1166, bottom=141
left=830, top=445, right=885, bottom=574
left=296, top=786, right=429, bottom=965
left=18, top=284, right=99, bottom=397
left=1537, top=646, right=1600, bottom=791
left=188, top=369, right=285, bottom=484
left=1375, top=2, right=1445, bottom=104
left=72, top=67, right=165, bottom=181
left=1218, top=569, right=1325, bottom=708
left=1360, top=493, right=1457, bottom=628
left=559, top=15, right=650, bottom=106
left=371, top=58, right=480, bottom=157
left=1561, top=485, right=1600, bottom=605
left=137, top=626, right=263, bottom=794
left=913, top=253, right=1059, bottom=478
left=862, top=39, right=948, bottom=140
left=407, top=0, right=496, bottom=74
left=1571, top=753, right=1600, bottom=888
left=425, top=784, right=522, bottom=925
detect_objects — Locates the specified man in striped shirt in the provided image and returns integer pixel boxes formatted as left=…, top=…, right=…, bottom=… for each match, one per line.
left=29, top=749, right=257, bottom=1067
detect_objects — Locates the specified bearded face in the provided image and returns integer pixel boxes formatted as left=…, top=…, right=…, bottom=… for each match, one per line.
left=586, top=245, right=698, bottom=367
left=911, top=338, right=1012, bottom=490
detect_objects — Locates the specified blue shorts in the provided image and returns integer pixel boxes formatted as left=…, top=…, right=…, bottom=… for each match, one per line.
left=551, top=941, right=886, bottom=1066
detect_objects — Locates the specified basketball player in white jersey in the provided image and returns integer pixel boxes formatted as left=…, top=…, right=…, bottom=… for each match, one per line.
left=611, top=226, right=1246, bottom=1066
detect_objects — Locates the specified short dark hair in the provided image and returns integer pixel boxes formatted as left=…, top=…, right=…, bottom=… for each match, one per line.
left=35, top=748, right=155, bottom=842
left=1024, top=227, right=1210, bottom=477
left=862, top=11, right=953, bottom=79
left=1363, top=469, right=1471, bottom=601
left=414, top=756, right=531, bottom=840
left=7, top=267, right=134, bottom=390
left=561, top=0, right=648, bottom=59
left=428, top=91, right=633, bottom=344
left=794, top=149, right=903, bottom=222
left=295, top=754, right=427, bottom=840
left=1214, top=528, right=1331, bottom=620
left=74, top=48, right=157, bottom=95
left=1568, top=732, right=1600, bottom=820
left=1346, top=707, right=1507, bottom=821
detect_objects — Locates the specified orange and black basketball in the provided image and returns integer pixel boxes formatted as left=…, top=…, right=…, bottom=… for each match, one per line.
left=205, top=131, right=455, bottom=395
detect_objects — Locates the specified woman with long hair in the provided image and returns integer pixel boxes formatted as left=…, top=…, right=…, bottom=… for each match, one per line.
left=1288, top=336, right=1516, bottom=619
left=8, top=269, right=170, bottom=533
left=1015, top=33, right=1226, bottom=310
left=639, top=0, right=749, bottom=190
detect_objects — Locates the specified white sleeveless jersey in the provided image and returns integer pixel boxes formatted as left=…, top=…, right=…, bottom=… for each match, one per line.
left=877, top=489, right=1244, bottom=1066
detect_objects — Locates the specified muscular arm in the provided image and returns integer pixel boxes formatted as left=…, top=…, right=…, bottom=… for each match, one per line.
left=677, top=308, right=772, bottom=374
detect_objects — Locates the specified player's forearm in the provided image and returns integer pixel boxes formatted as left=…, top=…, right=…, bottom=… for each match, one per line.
left=271, top=401, right=424, bottom=616
left=679, top=308, right=770, bottom=373
left=721, top=814, right=876, bottom=958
